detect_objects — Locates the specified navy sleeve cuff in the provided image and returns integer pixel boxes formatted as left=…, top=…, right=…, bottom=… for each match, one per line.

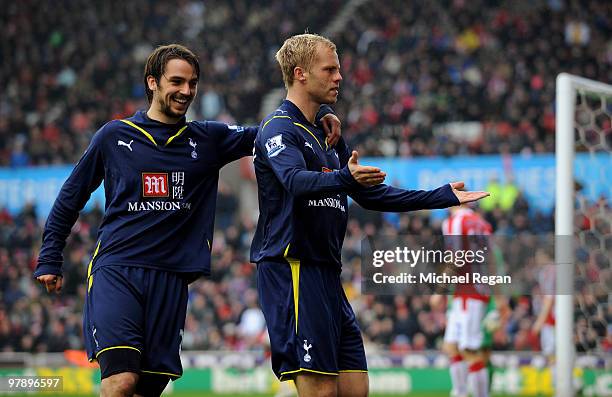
left=338, top=166, right=361, bottom=189
left=33, top=263, right=63, bottom=278
left=335, top=136, right=348, bottom=153
left=443, top=183, right=460, bottom=206
left=315, top=105, right=335, bottom=123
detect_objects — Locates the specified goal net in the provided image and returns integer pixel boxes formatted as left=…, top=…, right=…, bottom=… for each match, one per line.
left=555, top=73, right=612, bottom=397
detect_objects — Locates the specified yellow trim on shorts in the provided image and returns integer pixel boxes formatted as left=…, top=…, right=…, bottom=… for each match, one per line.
left=141, top=369, right=181, bottom=378
left=280, top=368, right=338, bottom=380
left=87, top=240, right=102, bottom=292
left=283, top=243, right=300, bottom=334
left=95, top=345, right=141, bottom=359
left=289, top=260, right=300, bottom=333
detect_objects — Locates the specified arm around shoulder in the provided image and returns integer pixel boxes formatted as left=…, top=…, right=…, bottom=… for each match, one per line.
left=202, top=120, right=258, bottom=165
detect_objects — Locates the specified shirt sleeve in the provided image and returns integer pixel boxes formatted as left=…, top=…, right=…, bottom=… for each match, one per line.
left=207, top=121, right=258, bottom=166
left=34, top=128, right=106, bottom=278
left=259, top=122, right=360, bottom=196
left=349, top=183, right=460, bottom=212
left=334, top=136, right=352, bottom=166
left=315, top=104, right=335, bottom=122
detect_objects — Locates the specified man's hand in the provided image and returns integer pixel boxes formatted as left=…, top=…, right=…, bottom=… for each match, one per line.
left=321, top=114, right=341, bottom=147
left=348, top=151, right=386, bottom=187
left=36, top=274, right=63, bottom=293
left=450, top=181, right=489, bottom=204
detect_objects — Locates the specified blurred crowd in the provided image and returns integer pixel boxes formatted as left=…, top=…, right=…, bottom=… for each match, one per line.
left=1, top=0, right=610, bottom=166
left=0, top=0, right=340, bottom=166
left=332, top=0, right=611, bottom=156
left=0, top=184, right=609, bottom=355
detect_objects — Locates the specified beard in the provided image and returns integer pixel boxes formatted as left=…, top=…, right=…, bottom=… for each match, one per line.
left=157, top=95, right=189, bottom=120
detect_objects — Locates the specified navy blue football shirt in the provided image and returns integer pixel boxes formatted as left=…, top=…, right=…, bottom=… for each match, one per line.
left=35, top=111, right=256, bottom=278
left=250, top=100, right=460, bottom=268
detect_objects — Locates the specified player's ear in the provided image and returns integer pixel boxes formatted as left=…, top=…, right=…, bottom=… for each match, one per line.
left=294, top=67, right=307, bottom=83
left=147, top=75, right=158, bottom=92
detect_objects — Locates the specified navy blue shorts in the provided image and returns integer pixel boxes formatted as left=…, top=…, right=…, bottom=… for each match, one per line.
left=83, top=265, right=188, bottom=379
left=257, top=260, right=367, bottom=381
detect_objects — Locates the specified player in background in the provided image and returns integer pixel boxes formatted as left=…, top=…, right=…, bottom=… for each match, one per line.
left=430, top=293, right=467, bottom=397
left=34, top=44, right=341, bottom=397
left=434, top=204, right=498, bottom=397
left=252, top=33, right=489, bottom=397
left=532, top=249, right=556, bottom=361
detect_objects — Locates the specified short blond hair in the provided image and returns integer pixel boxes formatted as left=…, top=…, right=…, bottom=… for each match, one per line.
left=275, top=33, right=336, bottom=88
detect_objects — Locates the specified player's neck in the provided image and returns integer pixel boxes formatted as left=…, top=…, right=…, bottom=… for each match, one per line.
left=286, top=91, right=319, bottom=125
left=146, top=107, right=181, bottom=125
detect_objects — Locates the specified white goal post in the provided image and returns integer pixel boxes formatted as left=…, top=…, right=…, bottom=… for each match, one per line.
left=555, top=73, right=612, bottom=397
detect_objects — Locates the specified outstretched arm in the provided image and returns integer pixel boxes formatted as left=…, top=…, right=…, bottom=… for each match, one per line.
left=350, top=181, right=488, bottom=212
left=338, top=135, right=487, bottom=210
left=349, top=183, right=459, bottom=212
left=34, top=127, right=106, bottom=292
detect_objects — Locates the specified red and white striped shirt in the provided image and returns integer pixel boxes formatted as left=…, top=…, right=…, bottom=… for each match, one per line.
left=442, top=208, right=492, bottom=302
